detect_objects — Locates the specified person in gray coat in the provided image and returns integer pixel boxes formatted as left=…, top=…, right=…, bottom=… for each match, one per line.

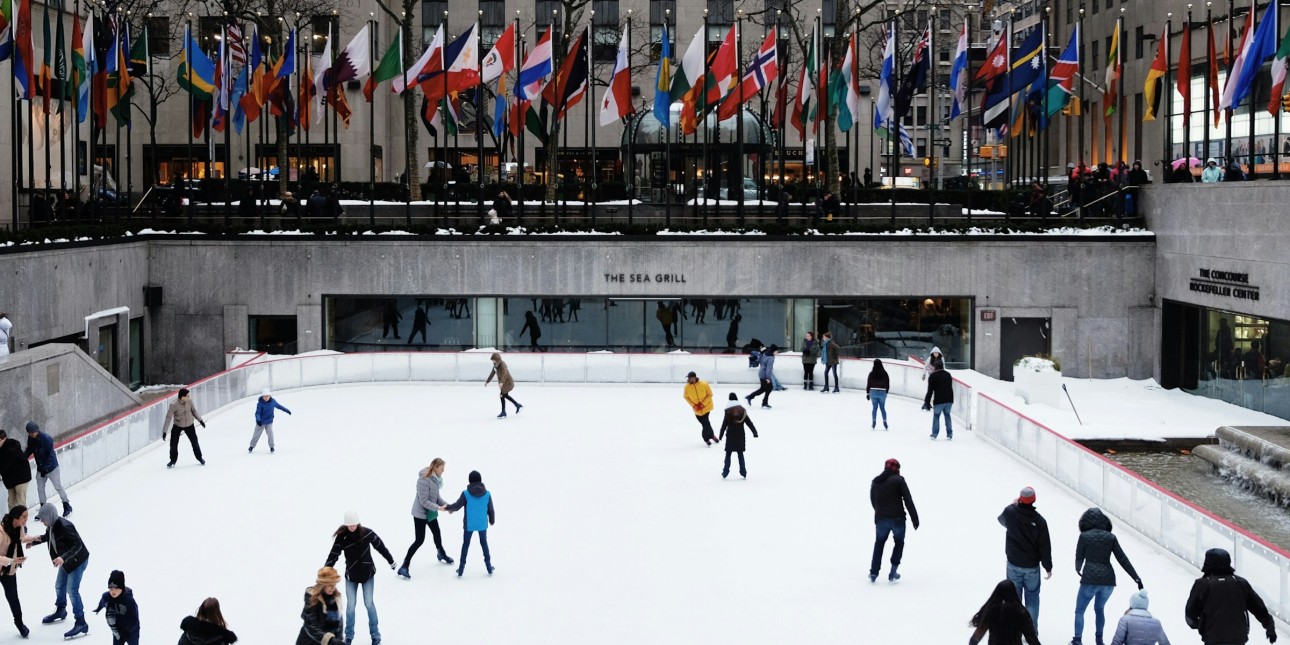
left=744, top=345, right=778, bottom=409
left=1073, top=507, right=1143, bottom=645
left=397, top=458, right=452, bottom=578
left=1108, top=590, right=1171, bottom=645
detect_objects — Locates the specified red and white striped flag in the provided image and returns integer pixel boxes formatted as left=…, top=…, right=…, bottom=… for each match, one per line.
left=227, top=25, right=246, bottom=65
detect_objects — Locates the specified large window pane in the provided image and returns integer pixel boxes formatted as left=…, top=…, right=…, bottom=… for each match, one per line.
left=816, top=297, right=972, bottom=369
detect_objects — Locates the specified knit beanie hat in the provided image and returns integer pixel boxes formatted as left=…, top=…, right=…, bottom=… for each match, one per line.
left=108, top=570, right=125, bottom=589
left=315, top=567, right=341, bottom=586
left=343, top=510, right=360, bottom=525
left=468, top=470, right=482, bottom=484
left=728, top=392, right=738, bottom=401
left=24, top=421, right=38, bottom=434
left=1019, top=486, right=1037, bottom=504
left=1129, top=590, right=1149, bottom=610
left=884, top=458, right=900, bottom=472
left=261, top=388, right=271, bottom=397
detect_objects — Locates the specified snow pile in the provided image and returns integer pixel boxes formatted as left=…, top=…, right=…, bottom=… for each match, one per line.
left=1014, top=356, right=1060, bottom=374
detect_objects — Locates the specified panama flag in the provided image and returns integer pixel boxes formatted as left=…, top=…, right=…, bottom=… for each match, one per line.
left=599, top=28, right=632, bottom=126
left=873, top=22, right=895, bottom=136
left=516, top=26, right=552, bottom=100
left=1046, top=25, right=1080, bottom=118
left=480, top=22, right=514, bottom=84
left=1223, top=0, right=1276, bottom=111
left=1268, top=23, right=1290, bottom=114
left=948, top=20, right=969, bottom=119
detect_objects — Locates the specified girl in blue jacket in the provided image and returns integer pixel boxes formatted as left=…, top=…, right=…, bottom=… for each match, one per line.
left=444, top=471, right=495, bottom=577
left=249, top=389, right=291, bottom=453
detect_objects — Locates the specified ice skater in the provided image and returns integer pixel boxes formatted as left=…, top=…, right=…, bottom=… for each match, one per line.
left=745, top=345, right=777, bottom=409
left=1107, top=590, right=1170, bottom=645
left=1185, top=548, right=1277, bottom=645
left=922, top=363, right=954, bottom=440
left=718, top=393, right=758, bottom=479
left=92, top=570, right=138, bottom=645
left=249, top=389, right=291, bottom=454
left=408, top=305, right=429, bottom=344
left=519, top=311, right=543, bottom=351
left=163, top=388, right=207, bottom=468
left=297, top=567, right=345, bottom=645
left=485, top=352, right=523, bottom=419
left=866, top=359, right=890, bottom=430
left=998, top=487, right=1053, bottom=633
left=868, top=458, right=918, bottom=583
left=324, top=511, right=396, bottom=645
left=1072, top=507, right=1142, bottom=645
left=398, top=458, right=453, bottom=579
left=178, top=598, right=237, bottom=645
left=969, top=580, right=1041, bottom=645
left=0, top=505, right=28, bottom=637
left=24, top=422, right=70, bottom=516
left=819, top=331, right=840, bottom=393
left=921, top=346, right=944, bottom=381
left=444, top=470, right=495, bottom=577
left=0, top=430, right=30, bottom=511
left=683, top=372, right=718, bottom=446
left=800, top=331, right=818, bottom=390
left=25, top=502, right=90, bottom=639
left=381, top=300, right=402, bottom=339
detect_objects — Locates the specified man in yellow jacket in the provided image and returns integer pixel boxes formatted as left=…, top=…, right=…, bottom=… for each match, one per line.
left=684, top=371, right=718, bottom=446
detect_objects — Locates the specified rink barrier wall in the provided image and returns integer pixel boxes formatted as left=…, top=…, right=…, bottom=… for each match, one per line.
left=975, top=393, right=1290, bottom=626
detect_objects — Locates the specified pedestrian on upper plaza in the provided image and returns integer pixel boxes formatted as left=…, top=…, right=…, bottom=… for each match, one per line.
left=745, top=345, right=777, bottom=410
left=493, top=191, right=513, bottom=223
left=1107, top=590, right=1170, bottom=645
left=306, top=189, right=326, bottom=218
left=969, top=579, right=1042, bottom=645
left=25, top=502, right=90, bottom=639
left=519, top=311, right=543, bottom=352
left=92, top=570, right=138, bottom=645
left=398, top=458, right=453, bottom=579
left=683, top=372, right=718, bottom=447
left=819, top=331, right=840, bottom=393
left=718, top=393, right=758, bottom=479
left=869, top=458, right=919, bottom=584
left=297, top=567, right=345, bottom=645
left=1201, top=159, right=1223, bottom=183
left=922, top=346, right=945, bottom=381
left=0, top=313, right=12, bottom=357
left=485, top=352, right=523, bottom=419
left=863, top=167, right=873, bottom=187
left=867, top=359, right=890, bottom=430
left=24, top=422, right=70, bottom=515
left=1185, top=547, right=1277, bottom=645
left=444, top=470, right=495, bottom=577
left=0, top=430, right=31, bottom=510
left=324, top=511, right=395, bottom=645
left=323, top=186, right=344, bottom=219
left=998, top=486, right=1053, bottom=634
left=1072, top=507, right=1143, bottom=645
left=381, top=299, right=402, bottom=340
left=178, top=597, right=238, bottom=645
left=656, top=302, right=676, bottom=347
left=163, top=388, right=207, bottom=468
left=0, top=505, right=29, bottom=638
left=922, top=362, right=955, bottom=440
left=248, top=388, right=291, bottom=454
left=408, top=305, right=429, bottom=345
left=725, top=314, right=742, bottom=352
left=1225, top=162, right=1245, bottom=182
left=1128, top=161, right=1150, bottom=187
left=801, top=331, right=818, bottom=390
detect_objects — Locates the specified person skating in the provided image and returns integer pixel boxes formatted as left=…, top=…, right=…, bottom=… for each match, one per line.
left=0, top=430, right=31, bottom=511
left=24, top=421, right=70, bottom=515
left=249, top=389, right=291, bottom=454
left=819, top=331, right=840, bottom=393
left=407, top=305, right=429, bottom=345
left=162, top=388, right=207, bottom=468
left=969, top=579, right=1042, bottom=645
left=922, top=363, right=955, bottom=440
left=1107, top=590, right=1170, bottom=645
left=92, top=570, right=138, bottom=645
left=444, top=470, right=495, bottom=577
left=398, top=458, right=453, bottom=579
left=998, top=486, right=1053, bottom=634
left=519, top=311, right=543, bottom=351
left=323, top=512, right=395, bottom=645
left=683, top=372, right=718, bottom=446
left=485, top=352, right=523, bottom=418
left=179, top=597, right=238, bottom=645
left=745, top=345, right=777, bottom=409
left=868, top=458, right=919, bottom=583
left=922, top=346, right=945, bottom=381
left=24, top=502, right=90, bottom=638
left=1072, top=507, right=1143, bottom=645
left=717, top=393, right=759, bottom=479
left=866, top=360, right=890, bottom=430
left=801, top=332, right=818, bottom=390
left=1185, top=547, right=1277, bottom=645
left=297, top=567, right=346, bottom=645
left=0, top=505, right=28, bottom=637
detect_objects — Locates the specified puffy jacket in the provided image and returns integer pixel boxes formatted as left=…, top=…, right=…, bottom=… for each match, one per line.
left=255, top=397, right=291, bottom=426
left=410, top=473, right=448, bottom=520
left=1185, top=548, right=1275, bottom=644
left=94, top=588, right=140, bottom=638
left=801, top=339, right=818, bottom=364
left=757, top=351, right=776, bottom=381
left=179, top=616, right=239, bottom=645
left=324, top=527, right=395, bottom=584
left=23, top=430, right=57, bottom=476
left=998, top=503, right=1052, bottom=571
left=870, top=470, right=919, bottom=526
left=683, top=381, right=714, bottom=416
left=1109, top=609, right=1171, bottom=645
left=717, top=402, right=758, bottom=453
left=446, top=482, right=495, bottom=532
left=0, top=438, right=31, bottom=488
left=296, top=590, right=344, bottom=645
left=1075, top=508, right=1141, bottom=587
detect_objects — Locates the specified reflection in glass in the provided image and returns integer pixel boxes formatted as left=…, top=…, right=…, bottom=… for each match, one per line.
left=1191, top=306, right=1290, bottom=421
left=816, top=298, right=973, bottom=369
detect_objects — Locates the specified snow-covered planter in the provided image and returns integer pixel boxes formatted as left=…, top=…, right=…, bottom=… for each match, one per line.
left=1014, top=355, right=1062, bottom=407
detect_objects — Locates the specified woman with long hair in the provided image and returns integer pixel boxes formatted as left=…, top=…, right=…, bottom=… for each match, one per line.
left=969, top=579, right=1041, bottom=645
left=397, top=458, right=452, bottom=579
left=323, top=513, right=395, bottom=645
left=0, top=505, right=27, bottom=637
left=866, top=359, right=890, bottom=430
left=297, top=567, right=345, bottom=645
left=178, top=597, right=238, bottom=644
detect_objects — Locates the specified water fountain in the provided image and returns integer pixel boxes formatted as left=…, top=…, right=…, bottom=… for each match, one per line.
left=1193, top=426, right=1290, bottom=504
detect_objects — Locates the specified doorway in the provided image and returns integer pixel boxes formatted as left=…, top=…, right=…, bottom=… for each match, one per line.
left=999, top=317, right=1051, bottom=381
left=96, top=324, right=117, bottom=375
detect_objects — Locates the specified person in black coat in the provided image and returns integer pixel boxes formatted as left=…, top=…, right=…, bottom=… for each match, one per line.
left=717, top=393, right=758, bottom=479
left=92, top=570, right=139, bottom=645
left=408, top=305, right=429, bottom=345
left=1072, top=507, right=1143, bottom=645
left=866, top=360, right=891, bottom=430
left=969, top=579, right=1042, bottom=645
left=1185, top=548, right=1277, bottom=645
left=323, top=512, right=394, bottom=645
left=0, top=430, right=30, bottom=511
left=24, top=502, right=90, bottom=638
left=519, top=311, right=542, bottom=351
left=922, top=364, right=955, bottom=440
left=306, top=190, right=326, bottom=218
left=869, top=458, right=919, bottom=583
left=998, top=487, right=1052, bottom=633
left=297, top=567, right=345, bottom=645
left=0, top=505, right=29, bottom=638
left=179, top=597, right=238, bottom=645
left=492, top=191, right=513, bottom=222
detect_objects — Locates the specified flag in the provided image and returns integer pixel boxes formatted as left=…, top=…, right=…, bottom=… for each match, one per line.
left=1208, top=18, right=1220, bottom=126
left=112, top=22, right=135, bottom=126
left=332, top=79, right=352, bottom=128
left=1009, top=25, right=1046, bottom=93
left=552, top=28, right=587, bottom=120
left=516, top=26, right=552, bottom=100
left=672, top=26, right=705, bottom=134
left=796, top=23, right=819, bottom=137
left=652, top=21, right=671, bottom=128
left=771, top=63, right=788, bottom=128
left=13, top=0, right=32, bottom=98
left=1269, top=23, right=1290, bottom=113
left=894, top=23, right=930, bottom=121
left=1223, top=0, right=1274, bottom=111
left=364, top=29, right=401, bottom=102
left=492, top=73, right=507, bottom=138
left=1143, top=27, right=1167, bottom=120
left=238, top=33, right=265, bottom=123
left=1046, top=25, right=1079, bottom=118
left=706, top=24, right=738, bottom=106
left=1104, top=19, right=1121, bottom=117
left=231, top=62, right=248, bottom=133
left=872, top=23, right=895, bottom=137
left=397, top=24, right=440, bottom=93
left=177, top=23, right=215, bottom=99
left=1178, top=21, right=1191, bottom=124
left=898, top=123, right=914, bottom=157
left=209, top=24, right=225, bottom=132
left=840, top=33, right=860, bottom=132
left=949, top=20, right=969, bottom=119
left=526, top=99, right=548, bottom=144
left=298, top=48, right=315, bottom=130
left=39, top=1, right=50, bottom=113
left=314, top=25, right=332, bottom=122
left=975, top=28, right=1008, bottom=83
left=73, top=13, right=90, bottom=121
left=480, top=22, right=514, bottom=84
left=275, top=28, right=295, bottom=79
left=128, top=21, right=147, bottom=77
left=227, top=25, right=245, bottom=65
left=53, top=2, right=66, bottom=109
left=445, top=23, right=480, bottom=92
left=599, top=28, right=631, bottom=126
left=325, top=24, right=371, bottom=90
left=718, top=27, right=777, bottom=121
left=0, top=0, right=11, bottom=63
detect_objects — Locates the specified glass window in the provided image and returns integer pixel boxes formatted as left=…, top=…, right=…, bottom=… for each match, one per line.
left=592, top=0, right=619, bottom=62
left=249, top=316, right=298, bottom=354
left=816, top=298, right=973, bottom=369
left=148, top=17, right=171, bottom=56
left=1188, top=306, right=1290, bottom=421
left=707, top=0, right=733, bottom=25
left=423, top=0, right=448, bottom=29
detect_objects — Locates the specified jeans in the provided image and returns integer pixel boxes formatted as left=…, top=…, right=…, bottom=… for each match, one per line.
left=931, top=403, right=953, bottom=438
left=770, top=372, right=785, bottom=390
left=54, top=558, right=88, bottom=619
left=169, top=425, right=203, bottom=463
left=822, top=364, right=839, bottom=391
left=870, top=390, right=888, bottom=426
left=1006, top=562, right=1042, bottom=633
left=722, top=451, right=746, bottom=478
left=459, top=530, right=492, bottom=572
left=343, top=577, right=379, bottom=642
left=1074, top=584, right=1114, bottom=640
left=869, top=518, right=906, bottom=577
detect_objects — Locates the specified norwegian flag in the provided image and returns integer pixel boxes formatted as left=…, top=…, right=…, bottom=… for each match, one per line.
left=227, top=24, right=246, bottom=65
left=716, top=27, right=777, bottom=120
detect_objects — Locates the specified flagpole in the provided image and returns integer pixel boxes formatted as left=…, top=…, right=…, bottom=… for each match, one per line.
left=663, top=8, right=672, bottom=229
left=44, top=5, right=52, bottom=212
left=1117, top=11, right=1126, bottom=170
left=735, top=10, right=743, bottom=226
left=185, top=16, right=193, bottom=224
left=88, top=9, right=96, bottom=223
left=927, top=18, right=935, bottom=225
left=1245, top=4, right=1257, bottom=179
left=440, top=11, right=448, bottom=226
left=700, top=8, right=708, bottom=225
left=889, top=17, right=899, bottom=225
left=125, top=15, right=133, bottom=213
left=59, top=1, right=68, bottom=212
left=1183, top=8, right=1191, bottom=175
left=365, top=15, right=375, bottom=225
left=625, top=12, right=632, bottom=226
left=1205, top=6, right=1213, bottom=164
left=1165, top=15, right=1173, bottom=179
left=223, top=17, right=232, bottom=226
left=477, top=14, right=486, bottom=226
left=851, top=17, right=859, bottom=221
left=1225, top=0, right=1234, bottom=165
left=775, top=10, right=785, bottom=212
left=1041, top=10, right=1050, bottom=193
left=1273, top=3, right=1281, bottom=180
left=11, top=25, right=20, bottom=228
left=517, top=21, right=525, bottom=225
left=245, top=22, right=253, bottom=219
left=586, top=17, right=595, bottom=222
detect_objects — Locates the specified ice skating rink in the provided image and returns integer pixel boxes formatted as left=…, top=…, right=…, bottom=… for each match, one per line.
left=16, top=383, right=1248, bottom=643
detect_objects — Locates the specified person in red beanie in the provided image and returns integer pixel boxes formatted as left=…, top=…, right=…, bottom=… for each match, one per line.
left=868, top=458, right=919, bottom=584
left=998, top=486, right=1053, bottom=634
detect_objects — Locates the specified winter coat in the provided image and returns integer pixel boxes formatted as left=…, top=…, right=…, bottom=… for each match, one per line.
left=487, top=359, right=515, bottom=394
left=757, top=351, right=776, bottom=381
left=163, top=397, right=204, bottom=429
left=655, top=306, right=673, bottom=326
left=255, top=397, right=291, bottom=426
left=412, top=308, right=428, bottom=329
left=998, top=503, right=1052, bottom=571
left=801, top=339, right=818, bottom=365
left=821, top=338, right=840, bottom=366
left=1201, top=164, right=1224, bottom=183
left=924, top=369, right=954, bottom=406
left=30, top=506, right=89, bottom=573
left=306, top=192, right=326, bottom=218
left=23, top=431, right=57, bottom=476
left=922, top=346, right=944, bottom=380
left=866, top=369, right=890, bottom=393
left=94, top=588, right=140, bottom=639
left=411, top=473, right=448, bottom=521
left=446, top=482, right=495, bottom=532
left=0, top=438, right=31, bottom=488
left=1185, top=549, right=1275, bottom=644
left=1109, top=609, right=1171, bottom=645
left=179, top=615, right=239, bottom=645
left=683, top=380, right=715, bottom=416
left=296, top=590, right=344, bottom=645
left=324, top=527, right=395, bottom=584
left=519, top=315, right=542, bottom=342
left=0, top=519, right=23, bottom=576
left=968, top=602, right=1041, bottom=645
left=870, top=470, right=919, bottom=525
left=717, top=401, right=758, bottom=453
left=1075, top=508, right=1141, bottom=588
